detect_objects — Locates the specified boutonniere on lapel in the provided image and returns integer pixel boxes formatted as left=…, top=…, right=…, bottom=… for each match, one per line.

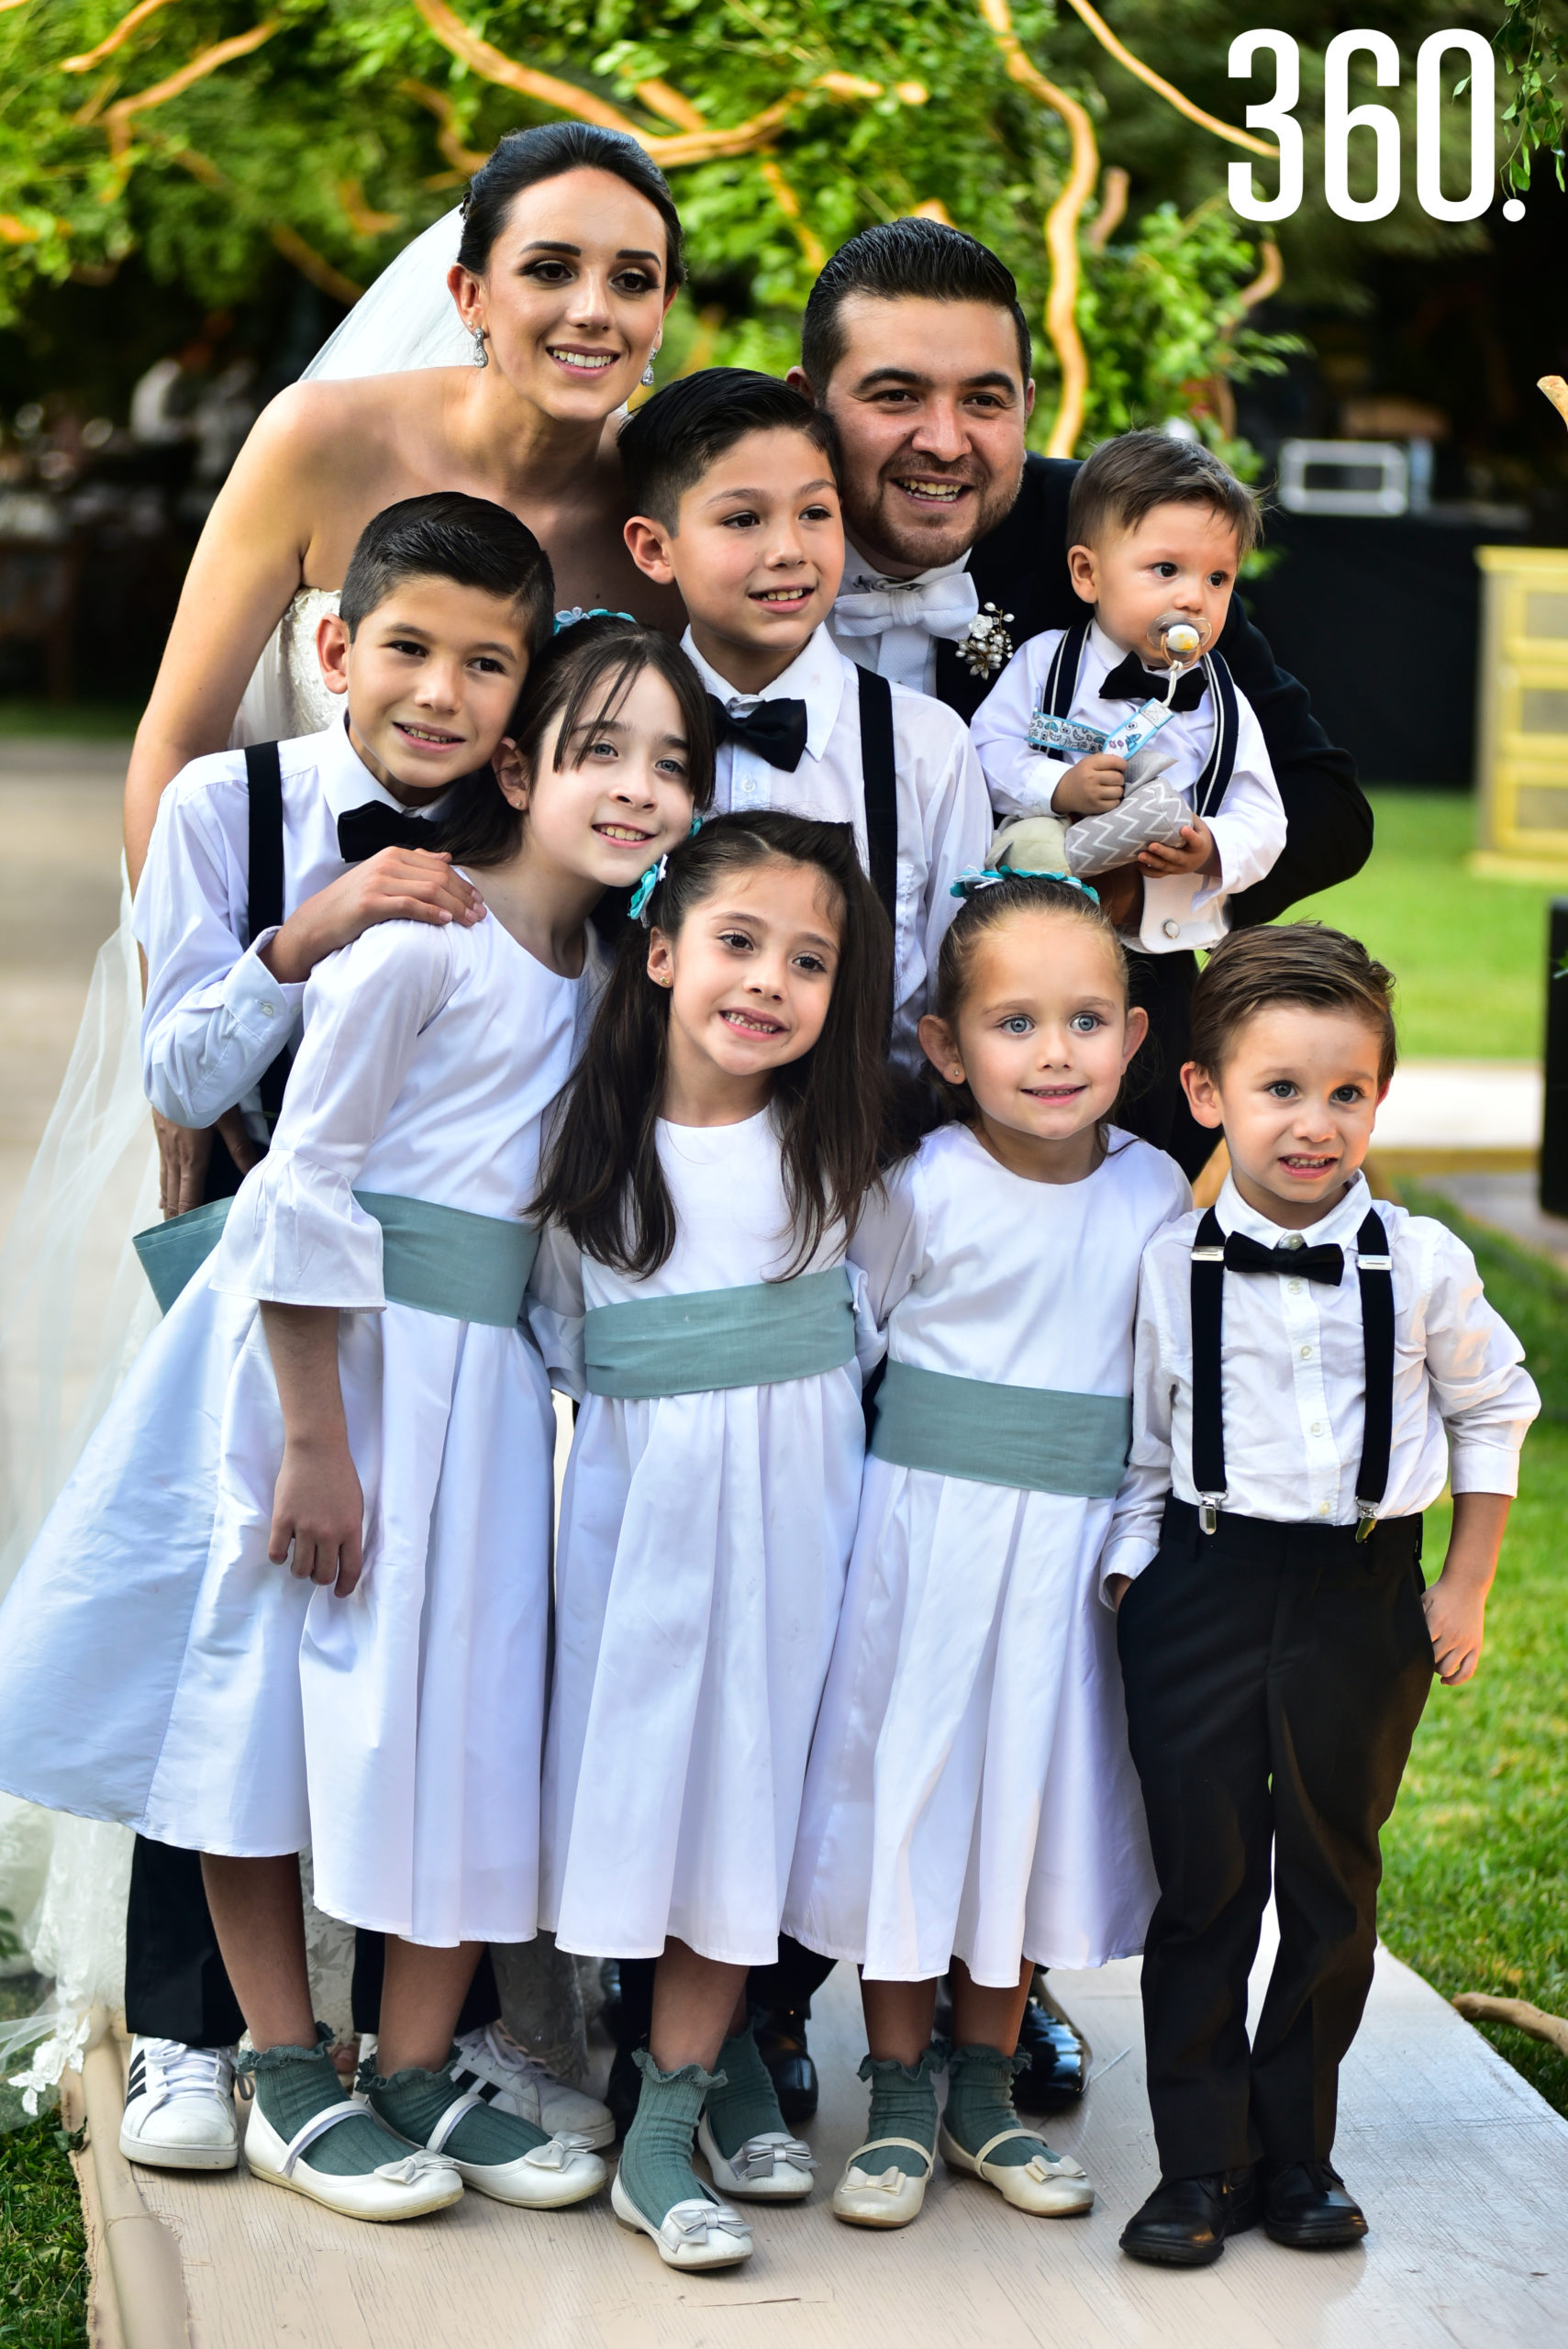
left=959, top=602, right=1015, bottom=680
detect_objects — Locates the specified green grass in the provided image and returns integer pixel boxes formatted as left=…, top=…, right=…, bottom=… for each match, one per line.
left=0, top=700, right=139, bottom=740
left=0, top=1982, right=84, bottom=2349
left=1378, top=1179, right=1568, bottom=2118
left=1293, top=789, right=1560, bottom=1060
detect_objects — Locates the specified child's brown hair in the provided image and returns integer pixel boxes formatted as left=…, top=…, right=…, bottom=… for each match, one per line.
left=1188, top=922, right=1397, bottom=1086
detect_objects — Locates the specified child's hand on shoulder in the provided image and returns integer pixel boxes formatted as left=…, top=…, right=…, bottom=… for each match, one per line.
left=1051, top=754, right=1126, bottom=817
left=261, top=851, right=486, bottom=985
left=1138, top=818, right=1218, bottom=877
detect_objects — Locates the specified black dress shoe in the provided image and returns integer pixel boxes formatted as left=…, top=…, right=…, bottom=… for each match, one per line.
left=1262, top=2160, right=1368, bottom=2248
left=1120, top=2168, right=1259, bottom=2267
left=1013, top=1985, right=1090, bottom=2113
left=751, top=2002, right=818, bottom=2124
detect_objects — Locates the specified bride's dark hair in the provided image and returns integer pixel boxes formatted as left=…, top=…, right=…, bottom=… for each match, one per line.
left=429, top=615, right=713, bottom=871
left=458, top=125, right=684, bottom=288
left=532, top=811, right=892, bottom=1278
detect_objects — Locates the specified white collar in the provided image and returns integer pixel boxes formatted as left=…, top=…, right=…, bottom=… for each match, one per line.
left=681, top=624, right=847, bottom=763
left=312, top=713, right=450, bottom=825
left=837, top=541, right=975, bottom=595
left=1216, top=1169, right=1373, bottom=1251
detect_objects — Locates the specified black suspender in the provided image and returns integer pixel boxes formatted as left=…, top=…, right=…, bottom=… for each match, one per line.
left=856, top=662, right=899, bottom=930
left=1188, top=1205, right=1396, bottom=1539
left=1041, top=619, right=1092, bottom=743
left=1192, top=651, right=1239, bottom=819
left=243, top=740, right=291, bottom=1131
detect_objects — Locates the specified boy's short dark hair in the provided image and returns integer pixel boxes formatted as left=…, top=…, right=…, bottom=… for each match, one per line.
left=339, top=492, right=555, bottom=658
left=617, top=369, right=840, bottom=533
left=1189, top=923, right=1397, bottom=1087
left=1067, top=429, right=1262, bottom=562
left=801, top=217, right=1031, bottom=391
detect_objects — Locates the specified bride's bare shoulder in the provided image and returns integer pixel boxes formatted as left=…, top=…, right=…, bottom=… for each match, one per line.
left=242, top=370, right=451, bottom=481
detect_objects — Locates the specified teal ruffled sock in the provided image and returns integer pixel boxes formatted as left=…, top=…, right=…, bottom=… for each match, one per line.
left=703, top=2027, right=789, bottom=2161
left=364, top=2052, right=550, bottom=2164
left=618, top=2048, right=720, bottom=2226
left=943, top=2043, right=1040, bottom=2167
left=853, top=2043, right=944, bottom=2179
left=239, top=2032, right=409, bottom=2177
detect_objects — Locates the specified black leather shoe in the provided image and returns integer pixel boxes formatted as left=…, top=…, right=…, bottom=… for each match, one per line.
left=1013, top=1983, right=1091, bottom=2113
left=1120, top=2168, right=1259, bottom=2266
left=1262, top=2160, right=1368, bottom=2248
left=751, top=2002, right=818, bottom=2124
left=605, top=2042, right=642, bottom=2139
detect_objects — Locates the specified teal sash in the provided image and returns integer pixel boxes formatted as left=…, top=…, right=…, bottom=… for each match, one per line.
left=584, top=1265, right=855, bottom=1399
left=132, top=1198, right=237, bottom=1318
left=132, top=1191, right=537, bottom=1327
left=870, top=1358, right=1131, bottom=1498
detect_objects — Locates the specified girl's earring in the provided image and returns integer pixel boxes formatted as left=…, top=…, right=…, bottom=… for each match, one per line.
left=641, top=336, right=662, bottom=390
left=471, top=326, right=488, bottom=369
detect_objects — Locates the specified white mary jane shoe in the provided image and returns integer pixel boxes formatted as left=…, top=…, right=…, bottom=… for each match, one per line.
left=830, top=2135, right=935, bottom=2229
left=938, top=2122, right=1095, bottom=2215
left=243, top=2100, right=463, bottom=2223
left=610, top=2171, right=754, bottom=2269
left=419, top=2090, right=606, bottom=2208
left=697, top=2112, right=816, bottom=2200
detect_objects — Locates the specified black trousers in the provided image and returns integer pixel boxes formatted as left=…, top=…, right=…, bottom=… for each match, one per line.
left=1117, top=1500, right=1434, bottom=2177
left=1118, top=949, right=1215, bottom=1182
left=616, top=1937, right=839, bottom=2046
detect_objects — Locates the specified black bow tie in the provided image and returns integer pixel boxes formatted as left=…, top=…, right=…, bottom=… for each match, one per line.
left=706, top=694, right=809, bottom=774
left=337, top=801, right=442, bottom=863
left=1099, top=651, right=1208, bottom=712
left=1224, top=1230, right=1345, bottom=1285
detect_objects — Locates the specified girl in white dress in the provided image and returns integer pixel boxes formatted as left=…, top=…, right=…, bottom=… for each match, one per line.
left=784, top=871, right=1190, bottom=2232
left=530, top=810, right=891, bottom=2272
left=0, top=620, right=710, bottom=2223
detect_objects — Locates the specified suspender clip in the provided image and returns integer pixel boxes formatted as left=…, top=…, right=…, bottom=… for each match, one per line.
left=1198, top=1496, right=1223, bottom=1536
left=1354, top=1501, right=1378, bottom=1543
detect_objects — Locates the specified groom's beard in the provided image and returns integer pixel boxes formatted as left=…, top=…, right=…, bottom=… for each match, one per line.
left=838, top=447, right=1027, bottom=579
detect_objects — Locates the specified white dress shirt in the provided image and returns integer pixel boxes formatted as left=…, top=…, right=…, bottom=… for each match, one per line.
left=1105, top=1172, right=1540, bottom=1593
left=135, top=716, right=445, bottom=1137
left=829, top=545, right=979, bottom=696
left=684, top=625, right=992, bottom=1070
left=970, top=618, right=1285, bottom=954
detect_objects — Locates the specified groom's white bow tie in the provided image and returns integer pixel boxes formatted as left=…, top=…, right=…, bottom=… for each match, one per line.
left=833, top=568, right=980, bottom=644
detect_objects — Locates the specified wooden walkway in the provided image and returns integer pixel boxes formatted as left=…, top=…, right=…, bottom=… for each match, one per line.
left=90, top=1944, right=1568, bottom=2349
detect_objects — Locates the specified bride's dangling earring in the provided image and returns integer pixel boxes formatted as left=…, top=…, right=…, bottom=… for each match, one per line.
left=471, top=325, right=488, bottom=369
left=641, top=334, right=662, bottom=389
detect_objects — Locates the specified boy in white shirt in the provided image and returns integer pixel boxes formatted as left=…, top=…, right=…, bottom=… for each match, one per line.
left=1108, top=923, right=1538, bottom=2268
left=126, top=492, right=611, bottom=2172
left=970, top=432, right=1285, bottom=1176
left=619, top=369, right=991, bottom=1076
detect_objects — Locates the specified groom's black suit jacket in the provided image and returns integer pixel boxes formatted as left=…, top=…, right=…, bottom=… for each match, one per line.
left=931, top=455, right=1372, bottom=925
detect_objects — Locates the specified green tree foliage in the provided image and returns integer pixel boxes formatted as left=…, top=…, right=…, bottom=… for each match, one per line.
left=0, top=1, right=1300, bottom=451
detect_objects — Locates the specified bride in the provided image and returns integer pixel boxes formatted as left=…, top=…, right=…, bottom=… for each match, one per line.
left=0, top=117, right=684, bottom=2105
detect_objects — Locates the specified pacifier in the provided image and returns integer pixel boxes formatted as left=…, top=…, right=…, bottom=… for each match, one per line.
left=1147, top=612, right=1208, bottom=704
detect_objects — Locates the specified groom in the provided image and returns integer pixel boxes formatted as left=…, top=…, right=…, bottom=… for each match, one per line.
left=751, top=215, right=1370, bottom=2121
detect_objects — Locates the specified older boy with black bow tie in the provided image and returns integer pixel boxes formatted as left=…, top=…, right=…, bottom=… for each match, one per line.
left=619, top=369, right=990, bottom=1074
left=971, top=432, right=1286, bottom=1175
left=1109, top=924, right=1536, bottom=2267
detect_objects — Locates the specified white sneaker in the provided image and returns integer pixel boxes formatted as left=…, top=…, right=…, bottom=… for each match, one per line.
left=119, top=2037, right=239, bottom=2171
left=449, top=2024, right=616, bottom=2150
